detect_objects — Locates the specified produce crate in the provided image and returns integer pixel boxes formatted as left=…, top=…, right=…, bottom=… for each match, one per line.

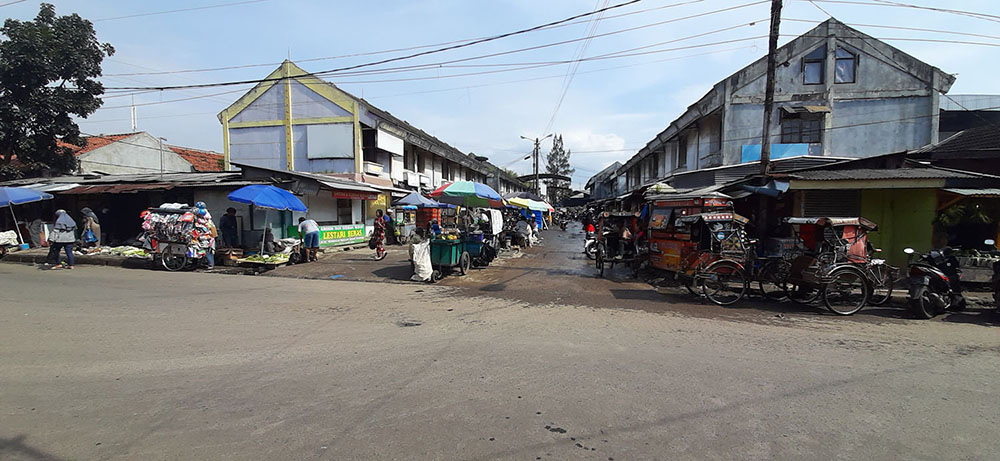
left=217, top=248, right=243, bottom=266
left=430, top=239, right=463, bottom=266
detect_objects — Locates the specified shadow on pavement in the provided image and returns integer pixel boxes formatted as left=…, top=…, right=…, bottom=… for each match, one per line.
left=0, top=435, right=66, bottom=461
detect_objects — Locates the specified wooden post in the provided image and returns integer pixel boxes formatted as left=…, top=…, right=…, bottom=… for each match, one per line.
left=760, top=0, right=783, bottom=176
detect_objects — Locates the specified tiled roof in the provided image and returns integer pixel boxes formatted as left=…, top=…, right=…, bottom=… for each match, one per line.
left=57, top=133, right=139, bottom=155
left=168, top=146, right=224, bottom=172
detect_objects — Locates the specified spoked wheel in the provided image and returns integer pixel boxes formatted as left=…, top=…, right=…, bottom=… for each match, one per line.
left=595, top=244, right=605, bottom=277
left=784, top=282, right=822, bottom=305
left=458, top=251, right=471, bottom=275
left=161, top=247, right=188, bottom=272
left=822, top=267, right=870, bottom=315
left=698, top=260, right=749, bottom=306
left=867, top=263, right=896, bottom=306
left=757, top=259, right=789, bottom=301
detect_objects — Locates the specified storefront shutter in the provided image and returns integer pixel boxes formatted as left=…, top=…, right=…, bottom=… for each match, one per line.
left=803, top=190, right=860, bottom=217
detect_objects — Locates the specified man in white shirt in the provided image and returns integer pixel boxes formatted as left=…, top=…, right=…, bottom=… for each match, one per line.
left=298, top=217, right=321, bottom=262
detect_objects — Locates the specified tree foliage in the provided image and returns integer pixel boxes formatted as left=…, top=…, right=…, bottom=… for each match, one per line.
left=544, top=134, right=574, bottom=204
left=0, top=3, right=114, bottom=179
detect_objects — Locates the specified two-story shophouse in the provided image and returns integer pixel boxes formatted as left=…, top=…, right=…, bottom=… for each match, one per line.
left=613, top=18, right=957, bottom=202
left=218, top=60, right=525, bottom=245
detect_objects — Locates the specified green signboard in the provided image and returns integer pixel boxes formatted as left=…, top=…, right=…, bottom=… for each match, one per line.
left=318, top=224, right=366, bottom=247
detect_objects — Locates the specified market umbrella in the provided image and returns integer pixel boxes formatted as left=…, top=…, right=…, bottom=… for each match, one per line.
left=392, top=191, right=449, bottom=208
left=507, top=197, right=548, bottom=212
left=503, top=191, right=545, bottom=202
left=228, top=185, right=308, bottom=254
left=0, top=187, right=54, bottom=246
left=428, top=181, right=505, bottom=209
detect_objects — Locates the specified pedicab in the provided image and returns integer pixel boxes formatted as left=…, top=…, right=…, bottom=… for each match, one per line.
left=781, top=216, right=893, bottom=315
left=645, top=193, right=757, bottom=305
left=593, top=211, right=644, bottom=278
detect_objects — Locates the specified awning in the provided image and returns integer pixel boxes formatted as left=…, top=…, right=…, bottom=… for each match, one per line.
left=781, top=104, right=830, bottom=114
left=318, top=180, right=380, bottom=194
left=943, top=188, right=1000, bottom=197
left=23, top=183, right=81, bottom=193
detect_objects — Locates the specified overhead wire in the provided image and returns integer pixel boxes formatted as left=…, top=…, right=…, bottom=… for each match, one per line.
left=543, top=0, right=611, bottom=135
left=93, top=0, right=270, bottom=22
left=102, top=0, right=706, bottom=78
left=101, top=0, right=648, bottom=91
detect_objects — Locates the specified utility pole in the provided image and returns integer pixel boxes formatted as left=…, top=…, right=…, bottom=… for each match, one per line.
left=521, top=134, right=552, bottom=196
left=759, top=0, right=782, bottom=176
left=158, top=137, right=167, bottom=180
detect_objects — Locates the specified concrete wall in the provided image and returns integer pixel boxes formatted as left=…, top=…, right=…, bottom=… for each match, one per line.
left=79, top=133, right=192, bottom=175
left=860, top=188, right=937, bottom=267
left=829, top=97, right=933, bottom=157
left=229, top=126, right=286, bottom=171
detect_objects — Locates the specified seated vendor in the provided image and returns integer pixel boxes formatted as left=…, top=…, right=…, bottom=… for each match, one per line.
left=430, top=219, right=442, bottom=236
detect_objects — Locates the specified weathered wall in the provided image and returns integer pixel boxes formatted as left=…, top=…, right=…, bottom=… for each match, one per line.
left=860, top=188, right=937, bottom=267
left=829, top=97, right=933, bottom=157
left=229, top=126, right=286, bottom=171
left=79, top=133, right=193, bottom=175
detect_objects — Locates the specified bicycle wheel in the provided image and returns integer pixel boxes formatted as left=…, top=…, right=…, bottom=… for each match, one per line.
left=757, top=259, right=789, bottom=301
left=699, top=260, right=748, bottom=306
left=595, top=244, right=605, bottom=277
left=822, top=267, right=870, bottom=315
left=161, top=247, right=188, bottom=272
left=867, top=263, right=896, bottom=306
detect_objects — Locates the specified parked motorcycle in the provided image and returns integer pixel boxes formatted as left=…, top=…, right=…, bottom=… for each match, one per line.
left=904, top=246, right=966, bottom=319
left=987, top=239, right=999, bottom=312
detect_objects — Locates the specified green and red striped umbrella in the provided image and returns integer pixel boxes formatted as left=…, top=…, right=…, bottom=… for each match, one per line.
left=428, top=181, right=506, bottom=209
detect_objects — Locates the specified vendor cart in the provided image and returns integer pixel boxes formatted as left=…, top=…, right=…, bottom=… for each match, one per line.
left=141, top=206, right=214, bottom=271
left=430, top=236, right=470, bottom=280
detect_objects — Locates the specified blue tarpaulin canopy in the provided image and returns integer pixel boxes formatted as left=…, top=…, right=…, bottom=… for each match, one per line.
left=228, top=185, right=307, bottom=255
left=0, top=187, right=55, bottom=246
left=228, top=185, right=307, bottom=212
left=0, top=187, right=53, bottom=206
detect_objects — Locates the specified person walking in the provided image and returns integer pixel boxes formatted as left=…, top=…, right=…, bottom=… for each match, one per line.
left=373, top=209, right=387, bottom=260
left=47, top=210, right=76, bottom=269
left=80, top=207, right=101, bottom=248
left=297, top=217, right=320, bottom=262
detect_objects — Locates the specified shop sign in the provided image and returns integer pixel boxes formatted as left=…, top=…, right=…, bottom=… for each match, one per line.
left=332, top=190, right=379, bottom=201
left=318, top=224, right=367, bottom=247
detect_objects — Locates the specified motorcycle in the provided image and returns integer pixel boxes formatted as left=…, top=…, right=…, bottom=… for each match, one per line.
left=986, top=239, right=999, bottom=312
left=584, top=230, right=598, bottom=260
left=903, top=246, right=966, bottom=319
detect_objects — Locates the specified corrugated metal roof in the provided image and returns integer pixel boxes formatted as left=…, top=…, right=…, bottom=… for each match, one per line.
left=942, top=188, right=1000, bottom=197
left=789, top=168, right=981, bottom=181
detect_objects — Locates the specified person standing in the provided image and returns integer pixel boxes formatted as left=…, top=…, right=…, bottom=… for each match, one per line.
left=80, top=207, right=101, bottom=248
left=373, top=209, right=387, bottom=260
left=47, top=210, right=76, bottom=269
left=297, top=217, right=320, bottom=262
left=220, top=207, right=239, bottom=248
left=382, top=209, right=396, bottom=245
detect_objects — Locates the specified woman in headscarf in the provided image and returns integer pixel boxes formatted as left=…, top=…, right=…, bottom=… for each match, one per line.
left=80, top=207, right=101, bottom=247
left=47, top=210, right=77, bottom=269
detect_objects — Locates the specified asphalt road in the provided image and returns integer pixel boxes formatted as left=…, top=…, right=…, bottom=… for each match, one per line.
left=1, top=261, right=998, bottom=460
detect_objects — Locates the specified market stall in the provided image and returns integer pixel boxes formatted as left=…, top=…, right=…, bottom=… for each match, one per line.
left=0, top=187, right=54, bottom=253
left=426, top=181, right=506, bottom=279
left=228, top=185, right=308, bottom=267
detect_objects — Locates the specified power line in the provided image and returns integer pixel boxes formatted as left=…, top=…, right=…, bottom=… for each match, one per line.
left=801, top=0, right=1000, bottom=24
left=783, top=18, right=1000, bottom=42
left=544, top=0, right=611, bottom=135
left=101, top=0, right=647, bottom=91
left=93, top=0, right=270, bottom=22
left=102, top=0, right=706, bottom=78
left=0, top=0, right=27, bottom=7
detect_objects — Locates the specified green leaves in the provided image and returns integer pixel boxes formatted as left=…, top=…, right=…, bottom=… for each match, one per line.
left=0, top=3, right=113, bottom=179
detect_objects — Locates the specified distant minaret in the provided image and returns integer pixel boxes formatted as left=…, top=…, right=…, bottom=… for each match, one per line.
left=130, top=94, right=137, bottom=131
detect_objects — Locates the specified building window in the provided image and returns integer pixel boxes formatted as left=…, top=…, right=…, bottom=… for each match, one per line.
left=651, top=154, right=659, bottom=178
left=417, top=153, right=426, bottom=172
left=803, top=45, right=826, bottom=85
left=835, top=46, right=857, bottom=84
left=677, top=135, right=688, bottom=169
left=781, top=113, right=823, bottom=144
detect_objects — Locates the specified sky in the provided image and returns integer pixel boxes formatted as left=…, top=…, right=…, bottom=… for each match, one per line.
left=4, top=0, right=1000, bottom=188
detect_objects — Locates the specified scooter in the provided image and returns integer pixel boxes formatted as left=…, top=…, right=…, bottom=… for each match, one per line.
left=903, top=246, right=966, bottom=319
left=584, top=230, right=598, bottom=260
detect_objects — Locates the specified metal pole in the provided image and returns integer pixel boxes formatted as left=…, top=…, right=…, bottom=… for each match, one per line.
left=759, top=0, right=782, bottom=176
left=534, top=138, right=540, bottom=196
left=261, top=208, right=268, bottom=255
left=158, top=137, right=164, bottom=180
left=8, top=204, right=24, bottom=245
